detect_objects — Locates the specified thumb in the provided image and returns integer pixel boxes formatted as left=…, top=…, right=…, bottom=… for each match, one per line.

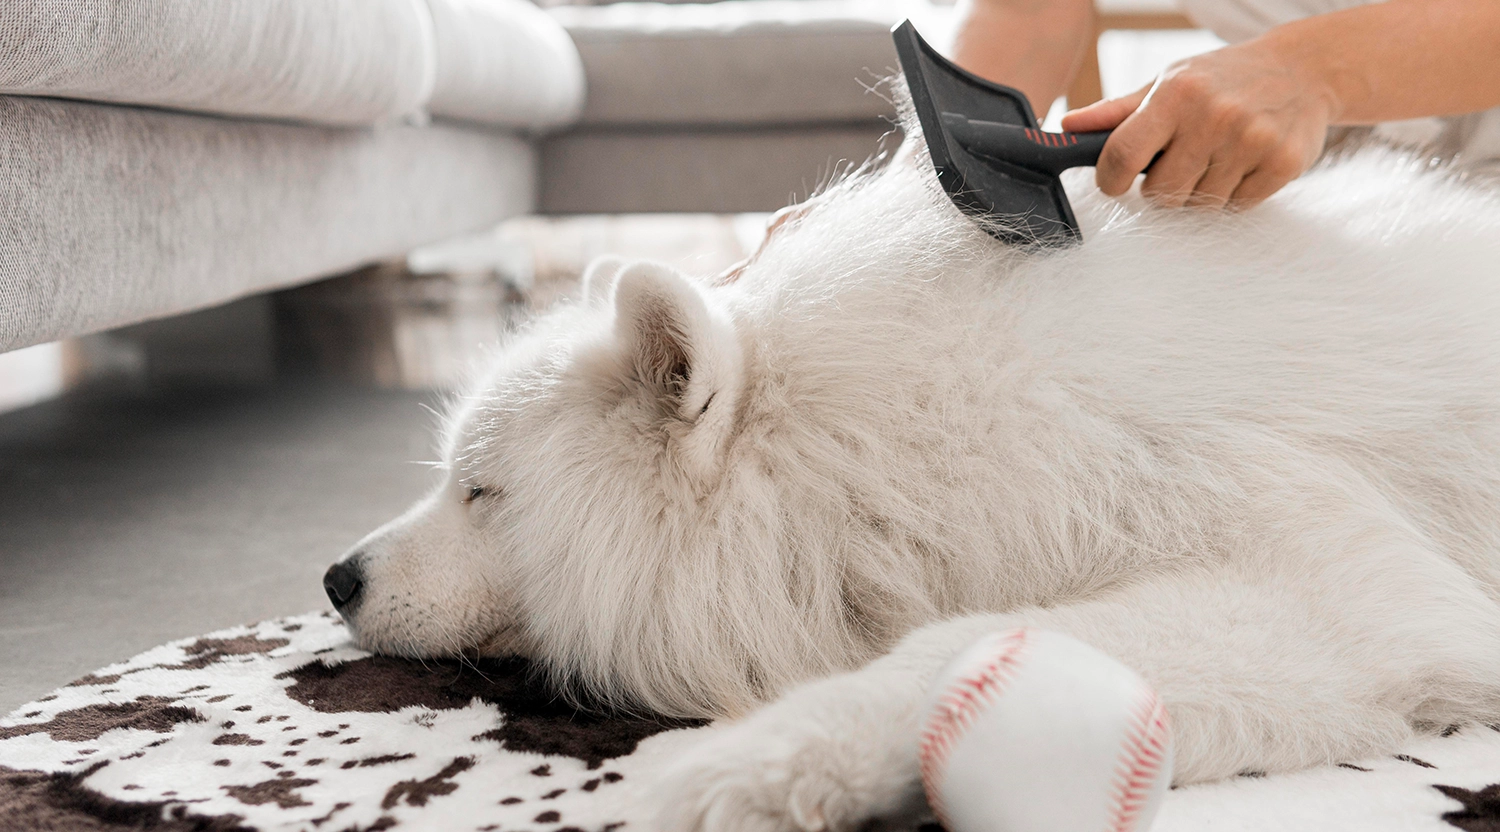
left=1060, top=83, right=1151, bottom=133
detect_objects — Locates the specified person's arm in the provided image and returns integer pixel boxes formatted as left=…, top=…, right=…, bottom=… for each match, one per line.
left=1062, top=0, right=1500, bottom=208
left=950, top=0, right=1097, bottom=115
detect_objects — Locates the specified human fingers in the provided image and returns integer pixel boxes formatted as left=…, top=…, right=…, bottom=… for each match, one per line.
left=1139, top=139, right=1222, bottom=208
left=1184, top=152, right=1255, bottom=209
left=1132, top=65, right=1267, bottom=207
left=1188, top=114, right=1297, bottom=207
left=1093, top=82, right=1177, bottom=197
left=1187, top=119, right=1283, bottom=208
left=1060, top=84, right=1150, bottom=133
left=1227, top=149, right=1305, bottom=207
left=1128, top=77, right=1225, bottom=207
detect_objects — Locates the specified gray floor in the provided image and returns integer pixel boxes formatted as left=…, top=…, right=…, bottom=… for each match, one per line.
left=0, top=381, right=438, bottom=714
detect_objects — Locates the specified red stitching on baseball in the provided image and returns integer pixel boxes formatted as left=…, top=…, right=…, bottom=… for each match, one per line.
left=917, top=628, right=1031, bottom=827
left=1105, top=687, right=1171, bottom=832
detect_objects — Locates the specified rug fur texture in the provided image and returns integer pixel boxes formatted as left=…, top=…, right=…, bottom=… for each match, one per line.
left=2, top=612, right=1499, bottom=831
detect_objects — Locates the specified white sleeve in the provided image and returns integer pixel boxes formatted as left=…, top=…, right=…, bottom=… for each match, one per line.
left=1178, top=0, right=1365, bottom=44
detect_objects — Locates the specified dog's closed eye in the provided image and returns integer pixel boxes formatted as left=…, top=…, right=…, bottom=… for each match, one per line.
left=463, top=485, right=498, bottom=504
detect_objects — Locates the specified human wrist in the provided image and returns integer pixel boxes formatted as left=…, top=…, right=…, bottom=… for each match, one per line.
left=1255, top=21, right=1357, bottom=125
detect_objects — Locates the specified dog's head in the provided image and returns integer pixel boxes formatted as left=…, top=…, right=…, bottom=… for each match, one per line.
left=323, top=145, right=1019, bottom=718
left=325, top=255, right=777, bottom=716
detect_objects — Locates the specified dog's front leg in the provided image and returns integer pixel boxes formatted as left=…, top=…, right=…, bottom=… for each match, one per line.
left=652, top=552, right=1499, bottom=832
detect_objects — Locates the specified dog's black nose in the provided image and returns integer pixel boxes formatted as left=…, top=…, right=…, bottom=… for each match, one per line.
left=323, top=557, right=365, bottom=611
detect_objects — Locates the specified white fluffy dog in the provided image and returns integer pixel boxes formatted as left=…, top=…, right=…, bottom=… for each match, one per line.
left=327, top=128, right=1500, bottom=830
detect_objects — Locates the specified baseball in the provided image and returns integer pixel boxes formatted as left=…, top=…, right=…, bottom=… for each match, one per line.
left=918, top=628, right=1173, bottom=832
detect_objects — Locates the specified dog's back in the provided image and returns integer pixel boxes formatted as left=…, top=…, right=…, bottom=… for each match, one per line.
left=651, top=153, right=1500, bottom=822
left=723, top=148, right=1500, bottom=619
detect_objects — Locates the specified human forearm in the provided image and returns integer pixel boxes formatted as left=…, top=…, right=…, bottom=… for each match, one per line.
left=1059, top=0, right=1500, bottom=206
left=950, top=0, right=1096, bottom=112
left=1262, top=0, right=1500, bottom=124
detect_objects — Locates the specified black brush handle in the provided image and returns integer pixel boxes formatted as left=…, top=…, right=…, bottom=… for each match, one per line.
left=940, top=113, right=1157, bottom=177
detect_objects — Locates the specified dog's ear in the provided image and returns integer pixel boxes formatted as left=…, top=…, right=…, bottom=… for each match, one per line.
left=581, top=255, right=628, bottom=306
left=612, top=262, right=741, bottom=421
left=612, top=263, right=743, bottom=479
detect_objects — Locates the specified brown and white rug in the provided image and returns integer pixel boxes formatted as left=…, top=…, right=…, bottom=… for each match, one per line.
left=0, top=612, right=706, bottom=831
left=2, top=611, right=1499, bottom=831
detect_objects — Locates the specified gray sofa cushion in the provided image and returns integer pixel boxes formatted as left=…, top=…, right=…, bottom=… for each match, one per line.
left=0, top=0, right=584, bottom=129
left=0, top=0, right=433, bottom=126
left=428, top=0, right=586, bottom=128
left=551, top=0, right=908, bottom=127
left=0, top=96, right=535, bottom=352
left=540, top=123, right=896, bottom=212
left=539, top=0, right=924, bottom=213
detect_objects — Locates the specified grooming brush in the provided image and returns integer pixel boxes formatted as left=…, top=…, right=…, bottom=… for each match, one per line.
left=894, top=20, right=1154, bottom=246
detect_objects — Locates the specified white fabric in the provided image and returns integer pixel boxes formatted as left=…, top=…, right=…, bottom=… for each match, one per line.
left=1177, top=0, right=1352, bottom=45
left=1179, top=0, right=1500, bottom=167
left=0, top=0, right=586, bottom=130
left=428, top=0, right=585, bottom=130
left=0, top=0, right=434, bottom=126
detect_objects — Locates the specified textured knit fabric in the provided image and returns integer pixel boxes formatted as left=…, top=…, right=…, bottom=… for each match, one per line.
left=0, top=0, right=586, bottom=130
left=0, top=0, right=435, bottom=126
left=0, top=96, right=535, bottom=352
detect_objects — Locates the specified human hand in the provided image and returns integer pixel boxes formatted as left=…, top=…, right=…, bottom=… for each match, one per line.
left=1061, top=40, right=1340, bottom=208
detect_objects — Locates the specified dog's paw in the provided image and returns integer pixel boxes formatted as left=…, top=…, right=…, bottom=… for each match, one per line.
left=650, top=677, right=926, bottom=832
left=654, top=728, right=865, bottom=832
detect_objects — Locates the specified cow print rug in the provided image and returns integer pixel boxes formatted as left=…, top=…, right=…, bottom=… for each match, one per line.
left=2, top=612, right=1500, bottom=831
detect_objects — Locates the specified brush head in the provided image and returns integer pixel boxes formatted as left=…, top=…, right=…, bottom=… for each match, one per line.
left=893, top=21, right=1083, bottom=247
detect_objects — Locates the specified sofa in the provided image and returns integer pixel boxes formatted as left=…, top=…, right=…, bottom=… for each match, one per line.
left=542, top=0, right=913, bottom=214
left=0, top=0, right=583, bottom=353
left=0, top=0, right=918, bottom=357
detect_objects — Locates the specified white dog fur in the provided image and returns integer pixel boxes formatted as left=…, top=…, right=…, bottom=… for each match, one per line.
left=333, top=128, right=1500, bottom=830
